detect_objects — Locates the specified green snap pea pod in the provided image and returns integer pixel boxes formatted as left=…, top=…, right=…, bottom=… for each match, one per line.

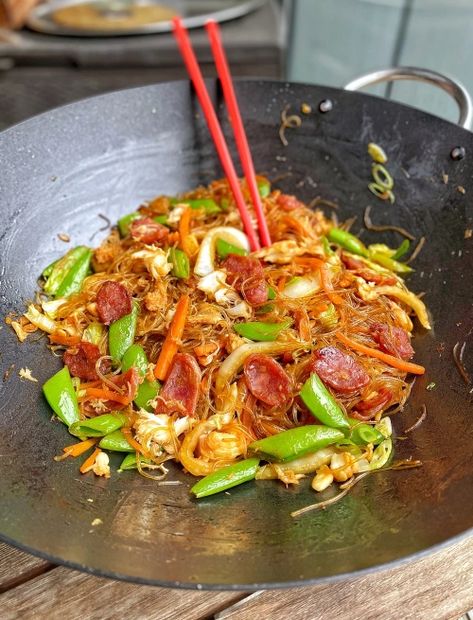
left=191, top=458, right=260, bottom=498
left=369, top=252, right=413, bottom=274
left=121, top=344, right=160, bottom=412
left=391, top=239, right=410, bottom=261
left=267, top=286, right=277, bottom=300
left=249, top=425, right=344, bottom=462
left=234, top=319, right=292, bottom=342
left=42, top=366, right=80, bottom=427
left=300, top=373, right=350, bottom=429
left=257, top=179, right=271, bottom=198
left=169, top=247, right=190, bottom=279
left=181, top=198, right=221, bottom=214
left=153, top=215, right=169, bottom=226
left=118, top=211, right=140, bottom=237
left=99, top=429, right=134, bottom=452
left=69, top=412, right=128, bottom=439
left=42, top=258, right=59, bottom=278
left=347, top=419, right=384, bottom=445
left=108, top=301, right=139, bottom=361
left=216, top=238, right=248, bottom=259
left=44, top=246, right=91, bottom=296
left=118, top=453, right=154, bottom=471
left=327, top=228, right=369, bottom=257
left=55, top=248, right=92, bottom=298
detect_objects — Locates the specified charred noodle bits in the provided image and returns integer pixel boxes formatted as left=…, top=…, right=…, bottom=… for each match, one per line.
left=10, top=175, right=430, bottom=511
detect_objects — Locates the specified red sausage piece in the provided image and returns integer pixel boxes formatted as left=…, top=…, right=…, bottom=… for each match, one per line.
left=96, top=281, right=132, bottom=325
left=244, top=354, right=292, bottom=407
left=155, top=353, right=201, bottom=416
left=63, top=341, right=104, bottom=381
left=371, top=322, right=414, bottom=360
left=309, top=346, right=370, bottom=394
left=130, top=217, right=169, bottom=245
left=223, top=254, right=268, bottom=305
left=277, top=194, right=305, bottom=211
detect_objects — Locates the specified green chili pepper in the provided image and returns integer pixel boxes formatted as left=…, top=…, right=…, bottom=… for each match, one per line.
left=327, top=228, right=369, bottom=257
left=391, top=239, right=410, bottom=260
left=234, top=319, right=292, bottom=342
left=118, top=453, right=154, bottom=471
left=181, top=198, right=221, bottom=214
left=249, top=425, right=344, bottom=462
left=216, top=238, right=248, bottom=259
left=257, top=179, right=271, bottom=198
left=118, top=211, right=140, bottom=237
left=69, top=412, right=128, bottom=439
left=121, top=343, right=160, bottom=412
left=191, top=458, right=260, bottom=498
left=42, top=366, right=80, bottom=427
left=99, top=429, right=134, bottom=452
left=153, top=215, right=169, bottom=226
left=108, top=301, right=139, bottom=361
left=300, top=373, right=349, bottom=429
left=369, top=252, right=413, bottom=274
left=44, top=246, right=91, bottom=297
left=82, top=321, right=104, bottom=346
left=347, top=419, right=384, bottom=445
left=169, top=247, right=190, bottom=279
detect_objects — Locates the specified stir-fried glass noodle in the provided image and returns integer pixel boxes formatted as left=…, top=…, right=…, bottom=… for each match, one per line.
left=11, top=176, right=430, bottom=509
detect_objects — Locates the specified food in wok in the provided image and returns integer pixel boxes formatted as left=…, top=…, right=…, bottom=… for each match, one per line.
left=9, top=175, right=430, bottom=513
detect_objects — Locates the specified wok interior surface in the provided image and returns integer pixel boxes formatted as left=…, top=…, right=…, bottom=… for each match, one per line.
left=0, top=80, right=472, bottom=589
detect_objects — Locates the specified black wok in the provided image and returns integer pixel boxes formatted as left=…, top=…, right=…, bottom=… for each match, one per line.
left=1, top=71, right=473, bottom=590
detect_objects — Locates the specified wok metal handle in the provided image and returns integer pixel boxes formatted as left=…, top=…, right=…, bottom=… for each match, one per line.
left=344, top=66, right=473, bottom=130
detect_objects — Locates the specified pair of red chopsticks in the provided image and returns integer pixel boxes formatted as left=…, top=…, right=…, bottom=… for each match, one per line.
left=172, top=17, right=271, bottom=251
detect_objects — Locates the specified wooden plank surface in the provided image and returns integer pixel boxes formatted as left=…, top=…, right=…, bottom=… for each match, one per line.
left=0, top=542, right=51, bottom=593
left=217, top=537, right=473, bottom=620
left=1, top=536, right=472, bottom=619
left=0, top=564, right=245, bottom=620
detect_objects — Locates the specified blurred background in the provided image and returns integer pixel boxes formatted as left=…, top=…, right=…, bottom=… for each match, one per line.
left=0, top=0, right=471, bottom=130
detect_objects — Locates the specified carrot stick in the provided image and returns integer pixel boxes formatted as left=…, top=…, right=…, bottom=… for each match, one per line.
left=336, top=332, right=425, bottom=375
left=294, top=257, right=325, bottom=270
left=179, top=207, right=200, bottom=257
left=83, top=387, right=130, bottom=406
left=79, top=447, right=101, bottom=474
left=49, top=331, right=81, bottom=346
left=319, top=264, right=344, bottom=305
left=63, top=438, right=99, bottom=458
left=154, top=294, right=190, bottom=380
left=121, top=427, right=150, bottom=458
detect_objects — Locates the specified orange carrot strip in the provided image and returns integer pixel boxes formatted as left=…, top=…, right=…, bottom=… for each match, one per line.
left=179, top=207, right=200, bottom=257
left=319, top=264, right=344, bottom=305
left=167, top=231, right=180, bottom=245
left=277, top=276, right=287, bottom=292
left=154, top=294, right=190, bottom=381
left=83, top=387, right=130, bottom=406
left=78, top=380, right=102, bottom=390
left=121, top=427, right=150, bottom=458
left=293, top=257, right=325, bottom=269
left=79, top=447, right=101, bottom=474
left=336, top=332, right=425, bottom=375
left=49, top=331, right=81, bottom=346
left=63, top=438, right=99, bottom=458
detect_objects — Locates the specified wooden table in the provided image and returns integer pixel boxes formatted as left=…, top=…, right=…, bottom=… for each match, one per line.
left=1, top=536, right=472, bottom=620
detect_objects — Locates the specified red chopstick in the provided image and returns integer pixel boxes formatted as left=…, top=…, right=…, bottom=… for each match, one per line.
left=172, top=17, right=262, bottom=251
left=205, top=20, right=271, bottom=248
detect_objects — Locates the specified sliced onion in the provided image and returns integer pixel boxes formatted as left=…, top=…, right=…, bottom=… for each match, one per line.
left=282, top=275, right=321, bottom=299
left=194, top=227, right=250, bottom=277
left=375, top=285, right=431, bottom=329
left=256, top=447, right=336, bottom=479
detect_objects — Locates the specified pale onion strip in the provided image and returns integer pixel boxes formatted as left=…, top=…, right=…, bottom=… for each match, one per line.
left=256, top=447, right=336, bottom=479
left=375, top=285, right=431, bottom=329
left=194, top=227, right=250, bottom=277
